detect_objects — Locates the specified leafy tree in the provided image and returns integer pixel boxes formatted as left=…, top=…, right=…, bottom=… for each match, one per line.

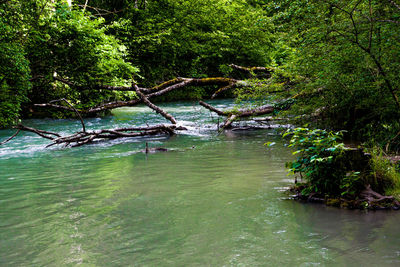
left=0, top=0, right=35, bottom=126
left=261, top=0, right=400, bottom=149
left=106, top=0, right=274, bottom=85
left=0, top=0, right=137, bottom=127
left=0, top=42, right=31, bottom=126
left=27, top=2, right=137, bottom=110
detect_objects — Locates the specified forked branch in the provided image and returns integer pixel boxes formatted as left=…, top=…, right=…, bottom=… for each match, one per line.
left=134, top=84, right=177, bottom=124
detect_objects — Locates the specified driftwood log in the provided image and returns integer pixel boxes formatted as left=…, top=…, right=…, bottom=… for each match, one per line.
left=12, top=124, right=184, bottom=148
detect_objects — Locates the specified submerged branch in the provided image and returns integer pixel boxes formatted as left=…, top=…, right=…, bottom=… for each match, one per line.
left=0, top=130, right=20, bottom=145
left=12, top=124, right=183, bottom=148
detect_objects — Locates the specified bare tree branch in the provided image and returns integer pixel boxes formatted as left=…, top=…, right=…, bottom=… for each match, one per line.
left=211, top=83, right=236, bottom=99
left=50, top=98, right=86, bottom=132
left=53, top=76, right=149, bottom=92
left=377, top=19, right=400, bottom=24
left=368, top=0, right=373, bottom=51
left=76, top=4, right=125, bottom=16
left=199, top=101, right=226, bottom=116
left=229, top=64, right=273, bottom=73
left=223, top=114, right=237, bottom=129
left=83, top=0, right=89, bottom=11
left=388, top=0, right=400, bottom=11
left=199, top=101, right=276, bottom=129
left=14, top=124, right=60, bottom=140
left=34, top=102, right=76, bottom=112
left=0, top=130, right=20, bottom=145
left=134, top=84, right=177, bottom=124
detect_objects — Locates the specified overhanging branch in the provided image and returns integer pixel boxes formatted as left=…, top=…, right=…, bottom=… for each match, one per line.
left=199, top=100, right=276, bottom=129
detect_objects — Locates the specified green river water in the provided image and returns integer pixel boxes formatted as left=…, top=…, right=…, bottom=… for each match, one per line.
left=1, top=100, right=400, bottom=266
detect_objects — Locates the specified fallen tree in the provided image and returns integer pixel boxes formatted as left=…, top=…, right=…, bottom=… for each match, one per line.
left=3, top=94, right=185, bottom=148
left=1, top=65, right=295, bottom=147
left=14, top=123, right=183, bottom=148
left=199, top=100, right=276, bottom=129
left=32, top=62, right=300, bottom=119
left=34, top=77, right=248, bottom=115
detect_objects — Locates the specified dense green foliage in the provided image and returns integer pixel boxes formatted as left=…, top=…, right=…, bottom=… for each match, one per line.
left=109, top=0, right=271, bottom=84
left=285, top=128, right=400, bottom=200
left=0, top=1, right=32, bottom=126
left=284, top=128, right=354, bottom=197
left=0, top=0, right=137, bottom=125
left=269, top=0, right=400, bottom=149
left=230, top=0, right=400, bottom=150
left=74, top=0, right=273, bottom=83
left=27, top=3, right=136, bottom=110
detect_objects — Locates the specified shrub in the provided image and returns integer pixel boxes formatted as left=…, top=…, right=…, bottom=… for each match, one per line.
left=285, top=128, right=400, bottom=200
left=284, top=128, right=365, bottom=197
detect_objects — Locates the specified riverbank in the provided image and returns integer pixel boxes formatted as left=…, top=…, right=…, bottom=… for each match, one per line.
left=283, top=128, right=400, bottom=210
left=290, top=185, right=400, bottom=210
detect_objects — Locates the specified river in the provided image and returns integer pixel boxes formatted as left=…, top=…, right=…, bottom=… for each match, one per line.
left=0, top=100, right=399, bottom=266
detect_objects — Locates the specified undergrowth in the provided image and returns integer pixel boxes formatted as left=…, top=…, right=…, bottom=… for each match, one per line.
left=283, top=128, right=400, bottom=203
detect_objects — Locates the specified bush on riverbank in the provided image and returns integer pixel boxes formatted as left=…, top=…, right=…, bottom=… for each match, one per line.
left=284, top=128, right=400, bottom=209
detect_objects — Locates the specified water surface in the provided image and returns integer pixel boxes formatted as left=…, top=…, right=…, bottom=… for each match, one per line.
left=0, top=100, right=399, bottom=266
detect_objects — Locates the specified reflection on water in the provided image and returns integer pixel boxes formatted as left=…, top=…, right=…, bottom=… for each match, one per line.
left=0, top=100, right=399, bottom=266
